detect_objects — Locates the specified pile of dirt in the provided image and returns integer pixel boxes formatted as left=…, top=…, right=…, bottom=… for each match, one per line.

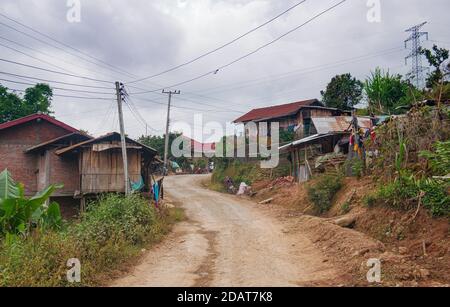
left=293, top=214, right=450, bottom=286
left=248, top=175, right=450, bottom=286
left=324, top=177, right=374, bottom=218
left=355, top=207, right=450, bottom=285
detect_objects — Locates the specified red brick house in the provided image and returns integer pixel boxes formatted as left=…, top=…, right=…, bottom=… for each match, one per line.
left=0, top=113, right=85, bottom=194
left=0, top=113, right=160, bottom=217
left=0, top=113, right=91, bottom=216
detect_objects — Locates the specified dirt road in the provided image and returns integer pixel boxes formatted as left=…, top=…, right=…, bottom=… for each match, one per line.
left=112, top=175, right=341, bottom=287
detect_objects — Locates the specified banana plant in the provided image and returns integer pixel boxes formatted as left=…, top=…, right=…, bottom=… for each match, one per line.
left=0, top=169, right=63, bottom=236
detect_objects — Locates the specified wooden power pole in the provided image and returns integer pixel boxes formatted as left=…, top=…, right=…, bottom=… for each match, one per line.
left=116, top=81, right=130, bottom=195
left=162, top=89, right=180, bottom=175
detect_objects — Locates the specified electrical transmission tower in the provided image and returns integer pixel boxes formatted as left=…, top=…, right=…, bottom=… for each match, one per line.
left=405, top=22, right=429, bottom=88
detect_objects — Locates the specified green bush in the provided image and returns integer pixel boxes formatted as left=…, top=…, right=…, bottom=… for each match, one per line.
left=307, top=175, right=343, bottom=214
left=363, top=194, right=377, bottom=208
left=376, top=172, right=449, bottom=217
left=420, top=141, right=450, bottom=176
left=73, top=194, right=159, bottom=246
left=0, top=231, right=79, bottom=287
left=211, top=160, right=263, bottom=186
left=377, top=172, right=419, bottom=210
left=419, top=179, right=450, bottom=217
left=0, top=194, right=172, bottom=286
left=342, top=158, right=364, bottom=178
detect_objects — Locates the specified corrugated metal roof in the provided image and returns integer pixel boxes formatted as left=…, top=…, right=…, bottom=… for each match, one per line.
left=312, top=116, right=373, bottom=134
left=55, top=132, right=157, bottom=156
left=279, top=133, right=346, bottom=151
left=233, top=99, right=321, bottom=123
left=24, top=132, right=92, bottom=153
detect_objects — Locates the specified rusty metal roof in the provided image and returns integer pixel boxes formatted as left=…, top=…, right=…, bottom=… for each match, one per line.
left=312, top=117, right=373, bottom=134
left=233, top=99, right=321, bottom=123
left=55, top=132, right=157, bottom=156
left=24, top=132, right=92, bottom=153
left=279, top=133, right=347, bottom=152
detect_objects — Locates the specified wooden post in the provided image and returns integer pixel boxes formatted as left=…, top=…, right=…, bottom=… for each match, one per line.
left=80, top=197, right=86, bottom=213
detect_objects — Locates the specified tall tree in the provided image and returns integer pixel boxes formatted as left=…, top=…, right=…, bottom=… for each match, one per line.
left=0, top=86, right=23, bottom=123
left=138, top=133, right=188, bottom=168
left=321, top=73, right=363, bottom=110
left=420, top=45, right=449, bottom=88
left=364, top=68, right=411, bottom=114
left=0, top=83, right=53, bottom=123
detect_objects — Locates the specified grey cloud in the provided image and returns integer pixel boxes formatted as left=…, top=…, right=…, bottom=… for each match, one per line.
left=0, top=0, right=449, bottom=138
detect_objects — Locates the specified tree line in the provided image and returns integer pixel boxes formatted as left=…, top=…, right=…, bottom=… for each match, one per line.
left=320, top=45, right=449, bottom=114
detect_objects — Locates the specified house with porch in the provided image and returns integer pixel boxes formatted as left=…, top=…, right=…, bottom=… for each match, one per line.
left=233, top=99, right=350, bottom=139
left=0, top=113, right=160, bottom=217
left=279, top=116, right=375, bottom=182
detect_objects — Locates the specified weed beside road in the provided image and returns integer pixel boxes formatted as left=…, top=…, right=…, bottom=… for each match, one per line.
left=0, top=194, right=183, bottom=287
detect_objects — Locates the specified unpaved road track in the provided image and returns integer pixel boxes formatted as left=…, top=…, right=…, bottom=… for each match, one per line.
left=112, top=175, right=341, bottom=287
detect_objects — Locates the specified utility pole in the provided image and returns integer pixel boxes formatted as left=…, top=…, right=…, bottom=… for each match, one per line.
left=162, top=89, right=181, bottom=175
left=405, top=22, right=429, bottom=88
left=115, top=81, right=130, bottom=195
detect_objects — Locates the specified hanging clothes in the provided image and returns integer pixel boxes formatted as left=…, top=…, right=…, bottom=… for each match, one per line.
left=370, top=129, right=376, bottom=142
left=153, top=182, right=160, bottom=208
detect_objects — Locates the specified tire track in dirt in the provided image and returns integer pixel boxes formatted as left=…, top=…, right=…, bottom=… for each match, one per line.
left=112, top=175, right=342, bottom=287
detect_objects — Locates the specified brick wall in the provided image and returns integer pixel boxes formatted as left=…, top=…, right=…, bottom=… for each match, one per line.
left=51, top=196, right=80, bottom=219
left=48, top=149, right=80, bottom=195
left=0, top=119, right=73, bottom=195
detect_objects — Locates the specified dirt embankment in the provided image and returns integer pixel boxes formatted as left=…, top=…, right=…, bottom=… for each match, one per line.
left=247, top=177, right=450, bottom=286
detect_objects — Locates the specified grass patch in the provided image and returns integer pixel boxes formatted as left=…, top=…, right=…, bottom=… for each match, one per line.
left=210, top=159, right=291, bottom=192
left=307, top=174, right=343, bottom=214
left=363, top=194, right=378, bottom=208
left=212, top=160, right=263, bottom=186
left=0, top=194, right=179, bottom=287
left=341, top=201, right=351, bottom=214
left=370, top=173, right=450, bottom=217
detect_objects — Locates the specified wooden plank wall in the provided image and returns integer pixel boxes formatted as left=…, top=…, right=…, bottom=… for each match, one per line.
left=80, top=145, right=142, bottom=194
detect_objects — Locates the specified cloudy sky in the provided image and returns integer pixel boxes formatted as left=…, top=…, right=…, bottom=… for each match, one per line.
left=0, top=0, right=449, bottom=141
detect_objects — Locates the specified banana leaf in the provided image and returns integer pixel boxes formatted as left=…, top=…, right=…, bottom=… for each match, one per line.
left=25, top=184, right=64, bottom=218
left=0, top=169, right=20, bottom=200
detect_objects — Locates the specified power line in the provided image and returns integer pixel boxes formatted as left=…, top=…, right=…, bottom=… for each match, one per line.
left=175, top=95, right=243, bottom=113
left=127, top=0, right=308, bottom=84
left=0, top=71, right=114, bottom=89
left=0, top=13, right=138, bottom=79
left=200, top=47, right=404, bottom=97
left=154, top=46, right=403, bottom=111
left=173, top=47, right=403, bottom=112
left=92, top=99, right=116, bottom=135
left=0, top=58, right=114, bottom=84
left=6, top=87, right=114, bottom=100
left=111, top=107, right=118, bottom=132
left=429, top=39, right=450, bottom=46
left=215, top=0, right=348, bottom=71
left=130, top=95, right=238, bottom=113
left=0, top=78, right=115, bottom=95
left=126, top=0, right=348, bottom=94
left=0, top=35, right=135, bottom=82
left=0, top=41, right=76, bottom=74
left=125, top=82, right=242, bottom=113
left=123, top=86, right=164, bottom=133
left=123, top=95, right=162, bottom=133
